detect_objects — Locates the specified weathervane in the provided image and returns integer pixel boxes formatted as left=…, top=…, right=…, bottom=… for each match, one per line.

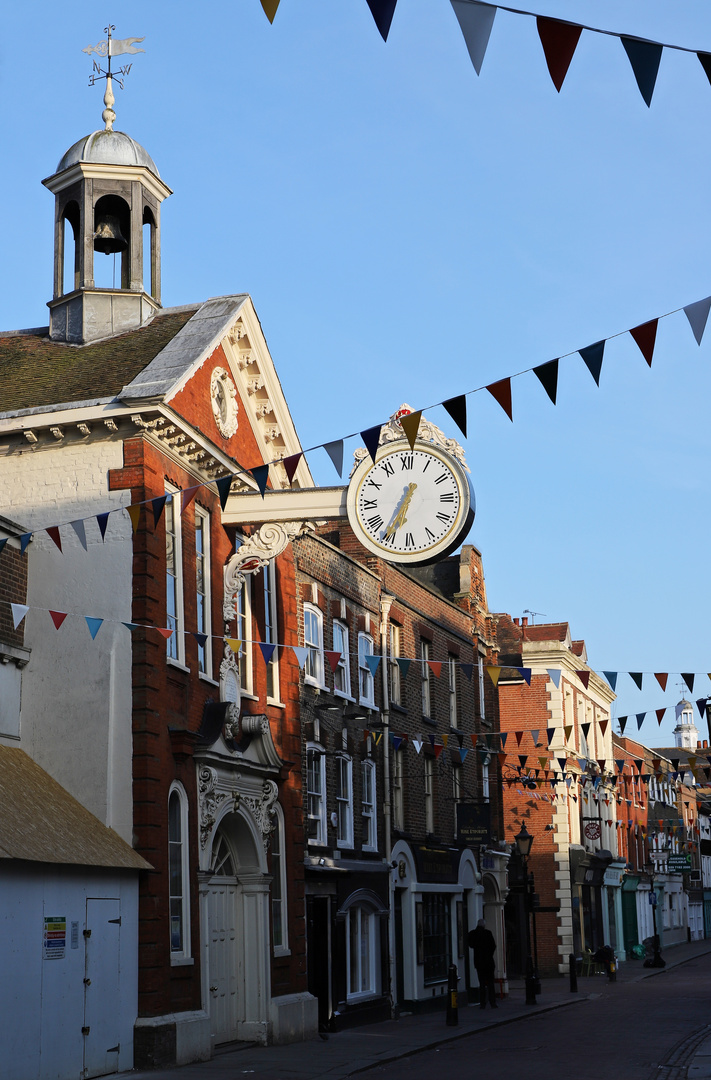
left=82, top=25, right=145, bottom=132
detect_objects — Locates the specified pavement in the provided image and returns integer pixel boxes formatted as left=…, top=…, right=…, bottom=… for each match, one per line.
left=128, top=938, right=711, bottom=1080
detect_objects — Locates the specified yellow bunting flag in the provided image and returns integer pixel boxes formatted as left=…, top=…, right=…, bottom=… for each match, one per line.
left=487, top=666, right=502, bottom=686
left=225, top=637, right=242, bottom=654
left=126, top=504, right=141, bottom=533
left=564, top=725, right=572, bottom=742
left=399, top=410, right=422, bottom=450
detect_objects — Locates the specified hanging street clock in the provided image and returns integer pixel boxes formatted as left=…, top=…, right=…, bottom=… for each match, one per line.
left=346, top=438, right=475, bottom=565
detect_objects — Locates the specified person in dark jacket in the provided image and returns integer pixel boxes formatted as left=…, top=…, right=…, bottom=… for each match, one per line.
left=468, top=919, right=497, bottom=1009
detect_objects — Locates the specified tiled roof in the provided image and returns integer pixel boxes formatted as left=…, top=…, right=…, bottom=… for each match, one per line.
left=0, top=306, right=199, bottom=416
left=522, top=622, right=569, bottom=643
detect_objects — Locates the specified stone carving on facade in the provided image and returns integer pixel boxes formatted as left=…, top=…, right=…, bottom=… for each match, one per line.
left=210, top=367, right=239, bottom=439
left=198, top=765, right=229, bottom=849
left=350, top=403, right=469, bottom=475
left=242, top=779, right=279, bottom=850
left=223, top=521, right=316, bottom=620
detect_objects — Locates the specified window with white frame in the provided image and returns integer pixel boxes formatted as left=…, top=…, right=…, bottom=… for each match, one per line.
left=482, top=754, right=490, bottom=802
left=452, top=761, right=461, bottom=805
left=165, top=485, right=184, bottom=663
left=168, top=784, right=190, bottom=959
left=262, top=561, right=280, bottom=701
left=194, top=506, right=211, bottom=675
left=421, top=640, right=432, bottom=718
left=333, top=620, right=351, bottom=697
left=478, top=655, right=486, bottom=720
left=392, top=748, right=404, bottom=830
left=336, top=755, right=354, bottom=848
left=271, top=805, right=288, bottom=953
left=304, top=604, right=324, bottom=687
left=359, top=632, right=375, bottom=706
left=347, top=903, right=381, bottom=1000
left=236, top=577, right=253, bottom=693
left=389, top=623, right=401, bottom=706
left=424, top=755, right=434, bottom=834
left=361, top=759, right=377, bottom=851
left=448, top=656, right=458, bottom=728
left=306, top=745, right=327, bottom=844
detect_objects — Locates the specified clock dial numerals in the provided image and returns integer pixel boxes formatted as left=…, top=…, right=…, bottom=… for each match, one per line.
left=355, top=447, right=463, bottom=556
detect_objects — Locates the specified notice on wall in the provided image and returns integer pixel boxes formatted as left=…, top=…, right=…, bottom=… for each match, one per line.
left=44, top=916, right=66, bottom=959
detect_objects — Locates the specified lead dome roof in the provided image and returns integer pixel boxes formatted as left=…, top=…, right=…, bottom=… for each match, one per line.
left=56, top=130, right=159, bottom=176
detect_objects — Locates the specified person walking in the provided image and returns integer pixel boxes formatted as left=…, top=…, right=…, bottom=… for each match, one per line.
left=468, top=918, right=498, bottom=1009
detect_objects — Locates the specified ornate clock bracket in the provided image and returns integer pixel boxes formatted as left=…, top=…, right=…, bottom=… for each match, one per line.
left=223, top=520, right=317, bottom=622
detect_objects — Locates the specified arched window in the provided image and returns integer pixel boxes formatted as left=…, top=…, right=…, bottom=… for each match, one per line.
left=168, top=783, right=191, bottom=960
left=143, top=206, right=156, bottom=298
left=341, top=891, right=386, bottom=1002
left=61, top=201, right=80, bottom=296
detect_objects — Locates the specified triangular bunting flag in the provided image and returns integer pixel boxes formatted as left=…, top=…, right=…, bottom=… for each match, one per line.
left=127, top=504, right=141, bottom=532
left=698, top=52, right=711, bottom=88
left=365, top=0, right=398, bottom=42
left=629, top=671, right=643, bottom=691
left=460, top=662, right=473, bottom=680
left=157, top=627, right=173, bottom=641
left=460, top=747, right=469, bottom=763
left=682, top=673, right=695, bottom=693
left=615, top=760, right=625, bottom=774
left=11, top=604, right=29, bottom=629
left=442, top=394, right=467, bottom=439
left=517, top=667, right=532, bottom=685
left=533, top=358, right=559, bottom=404
left=225, top=638, right=242, bottom=654
left=654, top=672, right=668, bottom=691
left=259, top=643, right=277, bottom=666
left=400, top=410, right=422, bottom=451
left=546, top=728, right=555, bottom=745
left=449, top=0, right=496, bottom=75
left=636, top=712, right=646, bottom=730
left=96, top=513, right=110, bottom=541
left=598, top=719, right=609, bottom=736
left=86, top=617, right=103, bottom=640
left=538, top=757, right=548, bottom=770
left=360, top=426, right=382, bottom=465
left=487, top=666, right=502, bottom=687
left=260, top=0, right=280, bottom=22
left=324, top=440, right=344, bottom=478
left=324, top=650, right=341, bottom=674
left=500, top=732, right=508, bottom=748
left=123, top=622, right=140, bottom=631
left=433, top=743, right=444, bottom=759
left=442, top=734, right=449, bottom=748
left=557, top=758, right=567, bottom=774
left=603, top=671, right=617, bottom=691
left=46, top=525, right=63, bottom=552
left=564, top=725, right=572, bottom=742
left=546, top=668, right=561, bottom=689
left=392, top=735, right=403, bottom=751
left=292, top=646, right=308, bottom=669
left=629, top=319, right=658, bottom=366
left=486, top=378, right=513, bottom=421
left=696, top=698, right=708, bottom=719
left=397, top=658, right=411, bottom=679
left=514, top=730, right=524, bottom=747
left=518, top=755, right=528, bottom=769
left=656, top=708, right=666, bottom=724
left=536, top=17, right=583, bottom=92
left=581, top=722, right=590, bottom=740
left=621, top=37, right=663, bottom=107
left=366, top=655, right=381, bottom=676
left=413, top=738, right=423, bottom=754
left=181, top=487, right=200, bottom=515
left=251, top=465, right=270, bottom=498
left=283, top=453, right=303, bottom=485
left=49, top=610, right=67, bottom=630
left=579, top=340, right=605, bottom=386
left=577, top=670, right=590, bottom=689
left=684, top=296, right=711, bottom=346
left=427, top=661, right=442, bottom=678
left=151, top=495, right=168, bottom=527
left=531, top=729, right=540, bottom=746
left=192, top=632, right=208, bottom=649
left=214, top=476, right=233, bottom=512
left=20, top=532, right=32, bottom=554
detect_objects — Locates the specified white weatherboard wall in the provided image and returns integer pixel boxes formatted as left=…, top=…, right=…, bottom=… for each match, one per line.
left=0, top=440, right=134, bottom=841
left=0, top=863, right=139, bottom=1080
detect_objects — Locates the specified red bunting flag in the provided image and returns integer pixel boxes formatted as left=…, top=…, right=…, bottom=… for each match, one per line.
left=536, top=17, right=583, bottom=92
left=49, top=610, right=68, bottom=630
left=599, top=719, right=609, bottom=736
left=486, top=378, right=513, bottom=421
left=656, top=708, right=666, bottom=725
left=630, top=319, right=658, bottom=367
left=283, top=453, right=303, bottom=485
left=433, top=743, right=444, bottom=759
left=157, top=628, right=173, bottom=640
left=577, top=670, right=590, bottom=689
left=427, top=661, right=442, bottom=678
left=181, top=487, right=200, bottom=515
left=46, top=526, right=63, bottom=552
left=654, top=673, right=668, bottom=691
left=324, top=651, right=342, bottom=674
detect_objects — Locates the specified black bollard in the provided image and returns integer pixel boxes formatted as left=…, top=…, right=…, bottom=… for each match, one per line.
left=569, top=953, right=578, bottom=993
left=446, top=964, right=459, bottom=1026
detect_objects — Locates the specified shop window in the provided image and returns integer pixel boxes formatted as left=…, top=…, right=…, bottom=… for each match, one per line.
left=333, top=620, right=351, bottom=697
left=421, top=894, right=451, bottom=984
left=304, top=604, right=325, bottom=688
left=168, top=783, right=191, bottom=960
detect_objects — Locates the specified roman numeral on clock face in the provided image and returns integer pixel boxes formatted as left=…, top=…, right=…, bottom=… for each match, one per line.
left=380, top=461, right=395, bottom=477
left=405, top=533, right=414, bottom=548
left=400, top=455, right=413, bottom=471
left=362, top=499, right=377, bottom=510
left=425, top=527, right=436, bottom=542
left=367, top=515, right=384, bottom=530
left=440, top=492, right=455, bottom=502
left=436, top=512, right=452, bottom=524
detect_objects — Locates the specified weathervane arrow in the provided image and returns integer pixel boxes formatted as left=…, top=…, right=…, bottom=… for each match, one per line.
left=83, top=35, right=145, bottom=57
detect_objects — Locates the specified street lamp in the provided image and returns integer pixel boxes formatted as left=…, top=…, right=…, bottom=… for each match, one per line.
left=643, top=862, right=665, bottom=968
left=514, top=824, right=538, bottom=1005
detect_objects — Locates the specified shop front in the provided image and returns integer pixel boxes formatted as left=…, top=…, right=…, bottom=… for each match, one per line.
left=569, top=846, right=614, bottom=956
left=602, top=859, right=628, bottom=963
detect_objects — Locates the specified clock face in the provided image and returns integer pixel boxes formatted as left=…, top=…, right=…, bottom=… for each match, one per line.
left=346, top=440, right=474, bottom=564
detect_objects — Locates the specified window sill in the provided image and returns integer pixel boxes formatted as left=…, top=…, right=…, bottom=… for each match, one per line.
left=337, top=842, right=355, bottom=852
left=305, top=677, right=327, bottom=692
left=391, top=703, right=407, bottom=715
left=359, top=700, right=377, bottom=711
left=362, top=846, right=379, bottom=855
left=273, top=946, right=291, bottom=958
left=346, top=990, right=381, bottom=1004
left=423, top=717, right=437, bottom=728
left=267, top=698, right=286, bottom=709
left=334, top=690, right=355, bottom=703
left=167, top=658, right=190, bottom=675
left=198, top=672, right=219, bottom=687
left=241, top=691, right=259, bottom=701
left=170, top=956, right=195, bottom=967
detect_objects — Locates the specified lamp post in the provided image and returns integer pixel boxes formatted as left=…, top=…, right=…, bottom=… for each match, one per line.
left=515, top=824, right=538, bottom=1005
left=643, top=862, right=665, bottom=968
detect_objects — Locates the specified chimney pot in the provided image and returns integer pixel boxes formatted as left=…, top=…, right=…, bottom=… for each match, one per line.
left=513, top=618, right=519, bottom=626
left=522, top=617, right=528, bottom=627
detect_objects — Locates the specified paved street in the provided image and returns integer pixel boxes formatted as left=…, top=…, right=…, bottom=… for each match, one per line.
left=127, top=941, right=711, bottom=1080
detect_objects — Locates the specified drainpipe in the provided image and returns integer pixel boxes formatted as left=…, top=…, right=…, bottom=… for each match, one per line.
left=380, top=595, right=394, bottom=1011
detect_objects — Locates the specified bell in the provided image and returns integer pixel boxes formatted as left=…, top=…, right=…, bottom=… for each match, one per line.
left=93, top=214, right=128, bottom=255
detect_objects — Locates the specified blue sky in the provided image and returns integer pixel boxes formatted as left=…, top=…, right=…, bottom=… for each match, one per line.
left=2, top=1, right=710, bottom=744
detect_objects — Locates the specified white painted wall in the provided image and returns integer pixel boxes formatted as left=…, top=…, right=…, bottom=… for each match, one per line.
left=0, top=862, right=139, bottom=1080
left=0, top=440, right=134, bottom=840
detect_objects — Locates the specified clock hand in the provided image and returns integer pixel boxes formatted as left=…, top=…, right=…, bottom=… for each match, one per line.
left=384, top=483, right=417, bottom=539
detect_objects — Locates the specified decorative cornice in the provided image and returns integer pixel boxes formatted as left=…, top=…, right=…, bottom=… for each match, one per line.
left=223, top=520, right=316, bottom=620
